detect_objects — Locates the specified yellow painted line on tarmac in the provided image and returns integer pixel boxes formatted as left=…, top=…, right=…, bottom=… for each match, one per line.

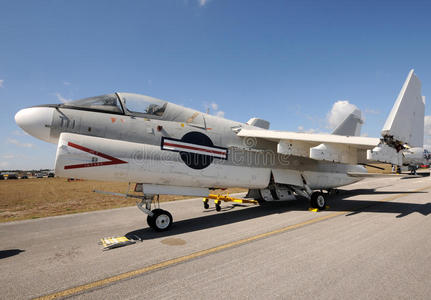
left=35, top=184, right=431, bottom=300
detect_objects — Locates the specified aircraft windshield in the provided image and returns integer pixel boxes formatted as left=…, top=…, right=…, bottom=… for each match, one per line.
left=63, top=94, right=123, bottom=113
left=120, top=93, right=167, bottom=117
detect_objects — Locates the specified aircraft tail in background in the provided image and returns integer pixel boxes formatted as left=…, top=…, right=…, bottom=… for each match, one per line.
left=381, top=69, right=425, bottom=148
left=332, top=108, right=363, bottom=136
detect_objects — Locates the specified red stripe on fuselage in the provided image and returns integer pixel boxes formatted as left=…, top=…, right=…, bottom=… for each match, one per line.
left=163, top=142, right=226, bottom=156
left=64, top=142, right=127, bottom=170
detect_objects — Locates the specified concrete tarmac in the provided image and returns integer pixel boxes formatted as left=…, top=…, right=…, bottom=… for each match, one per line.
left=1, top=176, right=431, bottom=299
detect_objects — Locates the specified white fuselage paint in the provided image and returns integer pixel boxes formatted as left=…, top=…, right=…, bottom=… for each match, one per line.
left=17, top=97, right=365, bottom=191
left=55, top=132, right=361, bottom=190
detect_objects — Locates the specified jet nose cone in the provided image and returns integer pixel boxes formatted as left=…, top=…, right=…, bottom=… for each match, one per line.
left=15, top=107, right=55, bottom=143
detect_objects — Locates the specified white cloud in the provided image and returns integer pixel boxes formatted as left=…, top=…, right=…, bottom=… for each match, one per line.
left=297, top=125, right=304, bottom=131
left=6, top=138, right=34, bottom=148
left=198, top=0, right=209, bottom=6
left=0, top=161, right=9, bottom=168
left=215, top=110, right=225, bottom=118
left=424, top=116, right=431, bottom=135
left=0, top=79, right=3, bottom=88
left=63, top=81, right=71, bottom=86
left=327, top=100, right=361, bottom=129
left=2, top=154, right=17, bottom=159
left=204, top=101, right=224, bottom=118
left=56, top=93, right=72, bottom=103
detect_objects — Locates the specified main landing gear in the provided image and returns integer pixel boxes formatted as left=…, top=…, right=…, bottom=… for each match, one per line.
left=310, top=191, right=327, bottom=210
left=137, top=195, right=173, bottom=232
left=94, top=188, right=174, bottom=232
left=293, top=176, right=330, bottom=211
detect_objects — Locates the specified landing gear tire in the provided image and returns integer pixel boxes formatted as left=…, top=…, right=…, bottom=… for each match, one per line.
left=311, top=192, right=326, bottom=210
left=215, top=203, right=221, bottom=212
left=147, top=209, right=173, bottom=232
left=204, top=202, right=209, bottom=209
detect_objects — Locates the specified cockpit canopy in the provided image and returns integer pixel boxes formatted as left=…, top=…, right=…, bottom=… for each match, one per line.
left=119, top=93, right=167, bottom=117
left=58, top=92, right=237, bottom=128
left=62, top=94, right=123, bottom=113
left=61, top=93, right=168, bottom=118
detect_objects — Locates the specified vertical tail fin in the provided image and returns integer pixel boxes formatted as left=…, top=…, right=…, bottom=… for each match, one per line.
left=332, top=108, right=363, bottom=136
left=381, top=69, right=425, bottom=148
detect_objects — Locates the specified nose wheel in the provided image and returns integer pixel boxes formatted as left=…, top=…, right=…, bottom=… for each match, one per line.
left=147, top=209, right=173, bottom=232
left=137, top=195, right=173, bottom=232
left=96, top=188, right=175, bottom=232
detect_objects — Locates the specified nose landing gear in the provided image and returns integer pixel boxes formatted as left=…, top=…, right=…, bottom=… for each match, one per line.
left=137, top=196, right=173, bottom=232
left=147, top=208, right=173, bottom=232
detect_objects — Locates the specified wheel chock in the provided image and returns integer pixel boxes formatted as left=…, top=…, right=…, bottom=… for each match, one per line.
left=99, top=236, right=136, bottom=250
left=308, top=205, right=330, bottom=212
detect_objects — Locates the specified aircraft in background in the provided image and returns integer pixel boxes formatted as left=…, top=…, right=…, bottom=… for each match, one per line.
left=15, top=70, right=425, bottom=231
left=401, top=147, right=431, bottom=174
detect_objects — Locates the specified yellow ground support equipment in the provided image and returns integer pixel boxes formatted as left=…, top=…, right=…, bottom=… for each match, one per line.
left=308, top=206, right=330, bottom=212
left=203, top=194, right=258, bottom=211
left=99, top=236, right=136, bottom=250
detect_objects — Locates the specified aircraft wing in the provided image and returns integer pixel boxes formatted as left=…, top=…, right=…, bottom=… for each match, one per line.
left=237, top=129, right=380, bottom=164
left=237, top=129, right=379, bottom=148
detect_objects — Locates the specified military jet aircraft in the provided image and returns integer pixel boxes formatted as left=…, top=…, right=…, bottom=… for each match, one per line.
left=401, top=147, right=430, bottom=174
left=15, top=70, right=425, bottom=231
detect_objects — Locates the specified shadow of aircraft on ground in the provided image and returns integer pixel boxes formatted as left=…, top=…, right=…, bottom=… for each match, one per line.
left=125, top=188, right=430, bottom=241
left=0, top=249, right=25, bottom=260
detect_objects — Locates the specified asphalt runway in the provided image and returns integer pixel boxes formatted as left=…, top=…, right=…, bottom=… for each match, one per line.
left=1, top=176, right=431, bottom=299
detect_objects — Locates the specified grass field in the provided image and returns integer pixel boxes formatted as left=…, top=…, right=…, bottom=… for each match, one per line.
left=364, top=163, right=393, bottom=174
left=0, top=178, right=246, bottom=223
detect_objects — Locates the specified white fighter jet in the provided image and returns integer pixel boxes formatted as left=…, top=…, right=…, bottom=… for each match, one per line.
left=401, top=147, right=430, bottom=174
left=15, top=70, right=425, bottom=231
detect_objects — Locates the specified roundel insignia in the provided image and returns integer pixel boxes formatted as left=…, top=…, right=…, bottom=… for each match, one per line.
left=161, top=132, right=228, bottom=170
left=179, top=132, right=214, bottom=169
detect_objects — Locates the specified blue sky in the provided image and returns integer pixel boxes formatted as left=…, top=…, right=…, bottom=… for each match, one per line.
left=1, top=0, right=431, bottom=170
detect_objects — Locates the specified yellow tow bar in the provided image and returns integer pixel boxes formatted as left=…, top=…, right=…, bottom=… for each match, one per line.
left=203, top=194, right=258, bottom=211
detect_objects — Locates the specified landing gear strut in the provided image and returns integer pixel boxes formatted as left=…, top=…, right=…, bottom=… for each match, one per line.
left=137, top=195, right=173, bottom=232
left=94, top=188, right=174, bottom=232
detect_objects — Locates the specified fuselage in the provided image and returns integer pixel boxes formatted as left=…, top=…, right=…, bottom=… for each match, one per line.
left=403, top=147, right=430, bottom=167
left=15, top=93, right=364, bottom=191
